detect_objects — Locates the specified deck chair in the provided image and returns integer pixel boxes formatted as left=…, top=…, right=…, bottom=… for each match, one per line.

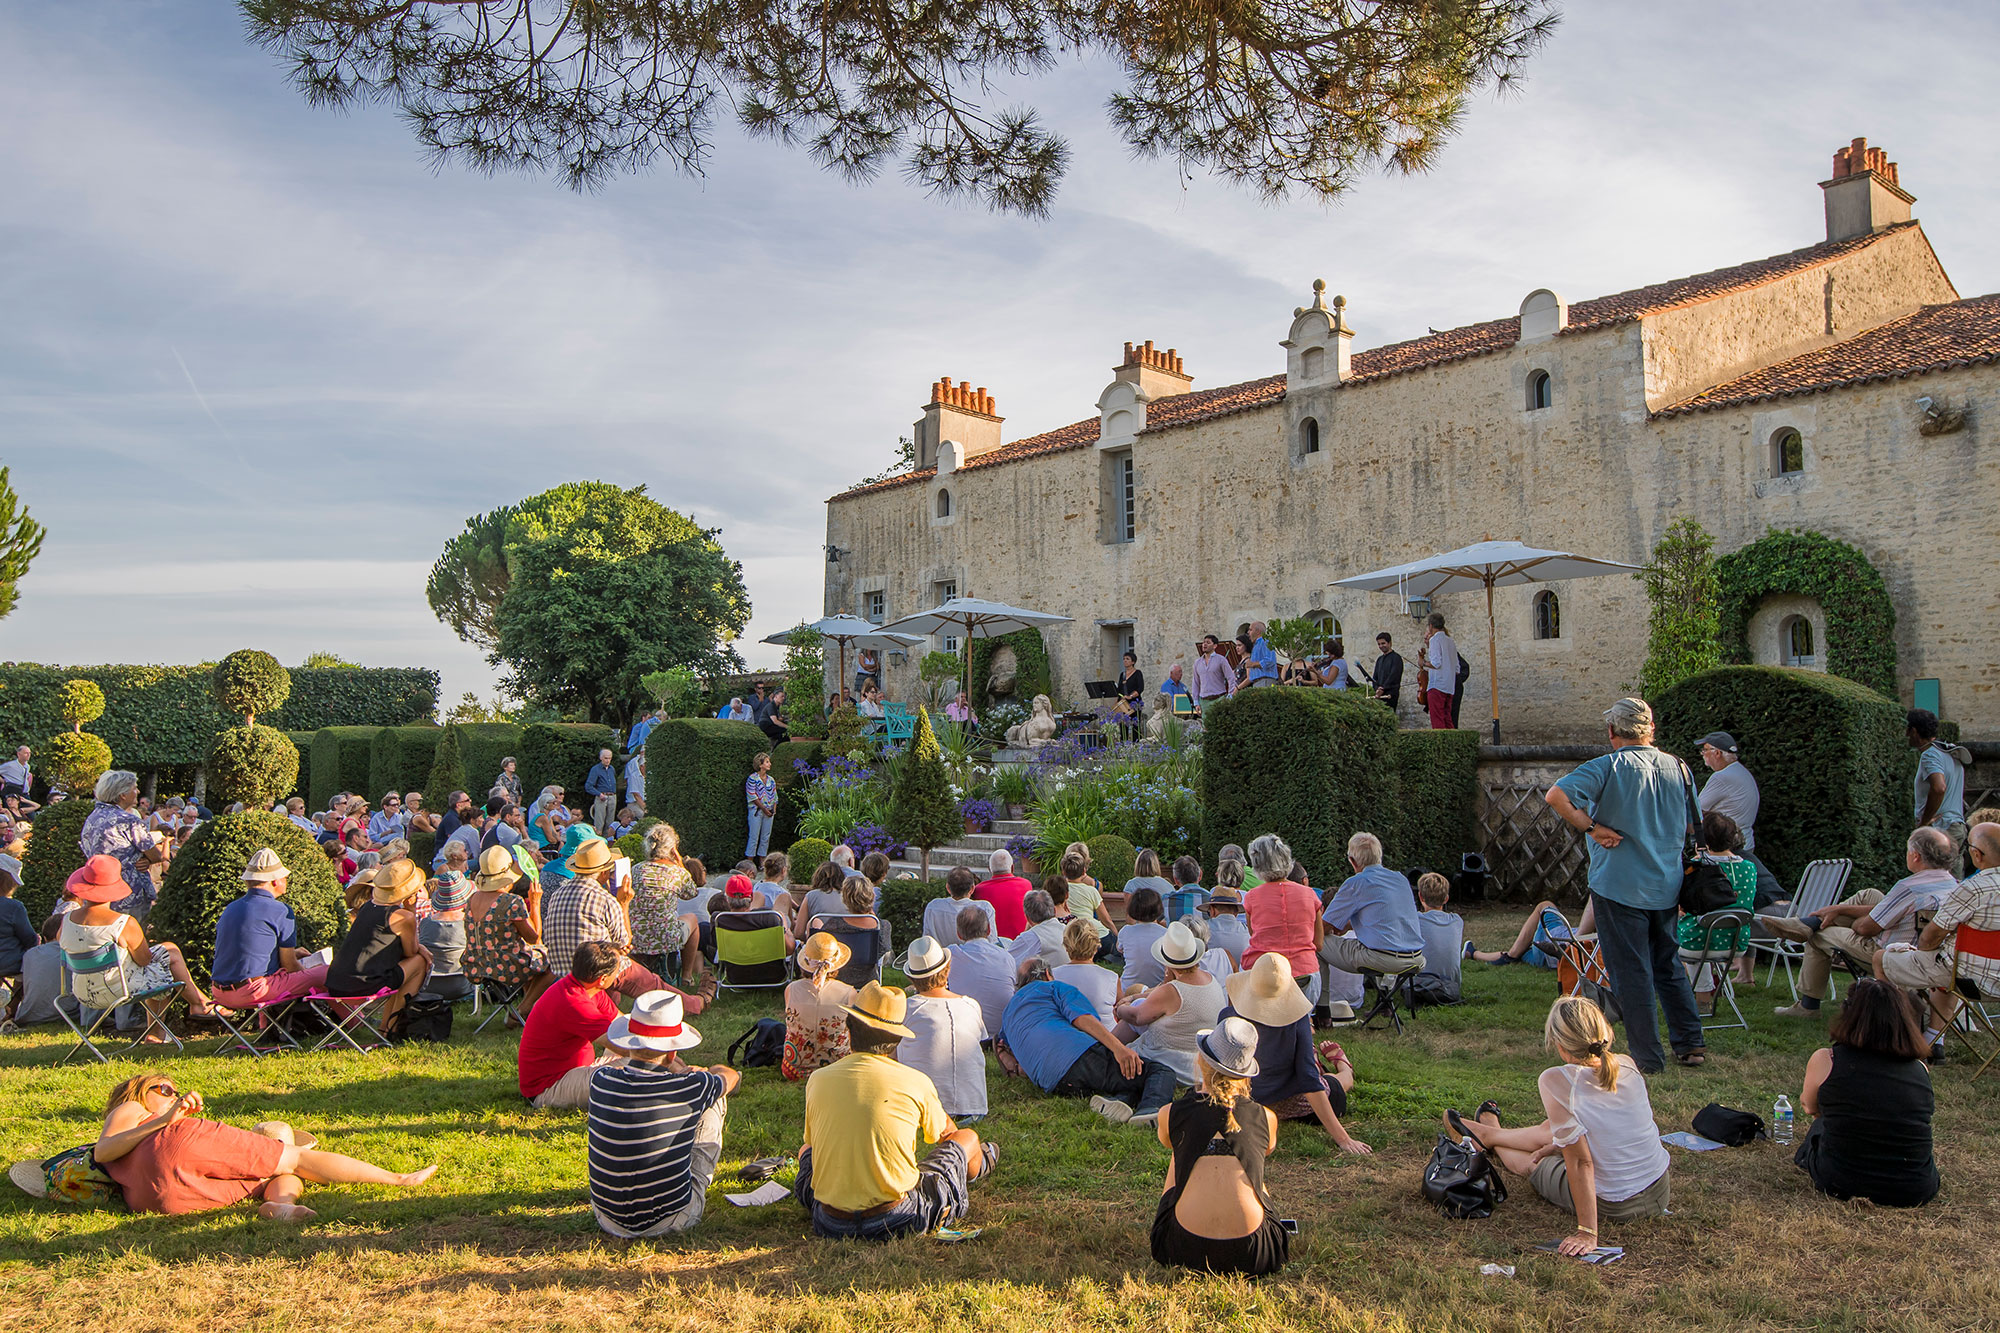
left=1751, top=859, right=1852, bottom=1002
left=58, top=944, right=184, bottom=1064
left=713, top=909, right=792, bottom=990
left=806, top=914, right=886, bottom=988
left=1679, top=909, right=1753, bottom=1032
left=302, top=987, right=398, bottom=1053
left=1944, top=924, right=2000, bottom=1082
left=470, top=977, right=529, bottom=1034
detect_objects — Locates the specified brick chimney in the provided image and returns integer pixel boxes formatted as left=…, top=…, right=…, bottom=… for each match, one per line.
left=1111, top=340, right=1193, bottom=401
left=1821, top=137, right=1914, bottom=243
left=913, top=377, right=1003, bottom=471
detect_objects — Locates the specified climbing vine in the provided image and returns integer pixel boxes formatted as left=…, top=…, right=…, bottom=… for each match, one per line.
left=967, top=628, right=1053, bottom=730
left=1715, top=529, right=1897, bottom=697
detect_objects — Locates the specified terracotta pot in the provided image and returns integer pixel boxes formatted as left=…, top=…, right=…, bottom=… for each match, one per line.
left=964, top=818, right=982, bottom=835
left=1006, top=803, right=1027, bottom=820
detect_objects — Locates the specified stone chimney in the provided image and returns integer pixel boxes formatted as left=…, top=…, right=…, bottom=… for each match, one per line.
left=913, top=377, right=1003, bottom=471
left=1112, top=340, right=1193, bottom=401
left=1821, top=137, right=1914, bottom=244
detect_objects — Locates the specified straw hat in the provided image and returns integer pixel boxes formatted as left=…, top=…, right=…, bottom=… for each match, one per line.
left=1204, top=886, right=1244, bottom=910
left=1197, top=1017, right=1262, bottom=1080
left=566, top=837, right=615, bottom=877
left=606, top=989, right=702, bottom=1053
left=371, top=858, right=425, bottom=906
left=904, top=935, right=950, bottom=981
left=65, top=855, right=129, bottom=904
left=841, top=980, right=916, bottom=1039
left=7, top=1160, right=47, bottom=1199
left=1151, top=920, right=1205, bottom=970
left=1224, top=951, right=1313, bottom=1028
left=241, top=848, right=286, bottom=883
left=474, top=845, right=521, bottom=889
left=797, top=931, right=852, bottom=975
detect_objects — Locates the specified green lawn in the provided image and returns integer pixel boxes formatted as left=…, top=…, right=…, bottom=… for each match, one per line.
left=2, top=904, right=1995, bottom=1332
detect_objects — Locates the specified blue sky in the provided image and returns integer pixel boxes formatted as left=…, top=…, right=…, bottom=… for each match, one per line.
left=2, top=2, right=1995, bottom=708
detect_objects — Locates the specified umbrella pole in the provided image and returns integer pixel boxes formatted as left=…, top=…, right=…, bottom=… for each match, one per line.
left=838, top=640, right=848, bottom=706
left=1486, top=580, right=1500, bottom=746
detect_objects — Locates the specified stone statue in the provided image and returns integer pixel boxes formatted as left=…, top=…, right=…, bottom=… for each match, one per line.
left=1144, top=692, right=1172, bottom=741
left=1005, top=694, right=1058, bottom=748
left=985, top=645, right=1020, bottom=703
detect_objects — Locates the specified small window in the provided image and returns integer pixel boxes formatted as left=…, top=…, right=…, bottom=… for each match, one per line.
left=864, top=590, right=885, bottom=624
left=1299, top=417, right=1320, bottom=455
left=1782, top=615, right=1816, bottom=667
left=1533, top=590, right=1560, bottom=640
left=1772, top=427, right=1805, bottom=476
left=935, top=488, right=952, bottom=518
left=934, top=579, right=957, bottom=605
left=1104, top=450, right=1136, bottom=543
left=1526, top=370, right=1552, bottom=411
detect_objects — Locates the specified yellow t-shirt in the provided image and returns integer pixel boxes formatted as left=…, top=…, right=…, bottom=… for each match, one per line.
left=1066, top=878, right=1104, bottom=920
left=803, top=1052, right=948, bottom=1211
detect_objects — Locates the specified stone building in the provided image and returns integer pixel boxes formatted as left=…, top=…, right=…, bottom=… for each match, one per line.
left=823, top=140, right=1996, bottom=741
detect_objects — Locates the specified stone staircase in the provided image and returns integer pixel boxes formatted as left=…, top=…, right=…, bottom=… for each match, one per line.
left=888, top=818, right=1031, bottom=879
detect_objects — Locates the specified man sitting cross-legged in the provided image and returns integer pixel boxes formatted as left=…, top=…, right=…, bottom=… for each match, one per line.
left=793, top=982, right=997, bottom=1239
left=1766, top=827, right=1959, bottom=1019
left=995, top=962, right=1177, bottom=1127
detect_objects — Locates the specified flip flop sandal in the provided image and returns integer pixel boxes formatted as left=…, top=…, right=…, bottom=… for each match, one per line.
left=1475, top=1099, right=1501, bottom=1123
left=1675, top=1049, right=1708, bottom=1067
left=736, top=1155, right=795, bottom=1183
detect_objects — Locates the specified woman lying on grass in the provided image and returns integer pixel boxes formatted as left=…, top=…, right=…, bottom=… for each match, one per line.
left=1444, top=996, right=1670, bottom=1255
left=94, top=1072, right=437, bottom=1222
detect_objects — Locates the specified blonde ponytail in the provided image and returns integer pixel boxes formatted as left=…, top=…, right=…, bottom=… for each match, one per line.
left=1545, top=995, right=1621, bottom=1092
left=1196, top=1052, right=1252, bottom=1132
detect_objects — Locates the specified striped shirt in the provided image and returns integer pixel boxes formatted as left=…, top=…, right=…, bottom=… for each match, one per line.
left=587, top=1064, right=724, bottom=1235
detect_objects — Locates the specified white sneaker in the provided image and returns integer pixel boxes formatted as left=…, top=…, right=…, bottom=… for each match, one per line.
left=1130, top=1110, right=1160, bottom=1129
left=1089, top=1095, right=1133, bottom=1124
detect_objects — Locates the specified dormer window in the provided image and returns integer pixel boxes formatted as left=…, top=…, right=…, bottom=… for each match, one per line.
left=1527, top=370, right=1552, bottom=412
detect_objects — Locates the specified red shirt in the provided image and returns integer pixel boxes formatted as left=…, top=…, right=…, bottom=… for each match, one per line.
left=973, top=874, right=1035, bottom=938
left=517, top=975, right=616, bottom=1100
left=1242, top=879, right=1322, bottom=982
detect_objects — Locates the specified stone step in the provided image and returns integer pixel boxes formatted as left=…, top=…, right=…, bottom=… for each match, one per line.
left=990, top=819, right=1033, bottom=835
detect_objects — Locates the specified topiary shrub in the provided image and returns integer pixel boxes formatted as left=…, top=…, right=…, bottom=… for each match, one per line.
left=890, top=708, right=964, bottom=880
left=423, top=724, right=469, bottom=816
left=207, top=725, right=301, bottom=808
left=309, top=726, right=381, bottom=813
left=453, top=721, right=525, bottom=799
left=1388, top=729, right=1480, bottom=874
left=613, top=818, right=661, bottom=861
left=368, top=724, right=443, bottom=799
left=787, top=838, right=833, bottom=883
left=17, top=797, right=91, bottom=924
left=519, top=722, right=618, bottom=803
left=1655, top=665, right=1911, bottom=892
left=211, top=650, right=292, bottom=726
left=647, top=717, right=770, bottom=864
left=56, top=679, right=106, bottom=729
left=1716, top=528, right=1897, bottom=697
left=1085, top=834, right=1137, bottom=891
left=40, top=731, right=113, bottom=796
left=284, top=731, right=317, bottom=802
left=149, top=811, right=345, bottom=983
left=878, top=878, right=951, bottom=953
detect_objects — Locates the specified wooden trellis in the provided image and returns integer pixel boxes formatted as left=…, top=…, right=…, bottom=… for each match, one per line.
left=1475, top=780, right=1590, bottom=904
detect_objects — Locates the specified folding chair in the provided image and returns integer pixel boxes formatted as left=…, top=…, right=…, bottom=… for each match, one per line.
left=302, top=988, right=398, bottom=1053
left=713, top=910, right=793, bottom=990
left=1678, top=909, right=1753, bottom=1032
left=1751, top=859, right=1851, bottom=1002
left=1354, top=962, right=1422, bottom=1035
left=1537, top=907, right=1607, bottom=1000
left=209, top=994, right=307, bottom=1059
left=1944, top=924, right=2000, bottom=1081
left=806, top=914, right=886, bottom=988
left=58, top=942, right=184, bottom=1064
left=471, top=977, right=528, bottom=1035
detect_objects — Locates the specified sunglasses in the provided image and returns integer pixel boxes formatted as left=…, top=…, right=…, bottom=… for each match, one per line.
left=147, top=1082, right=178, bottom=1099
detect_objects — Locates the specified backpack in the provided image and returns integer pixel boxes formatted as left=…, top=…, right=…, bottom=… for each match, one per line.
left=728, top=1018, right=787, bottom=1068
left=38, top=1145, right=123, bottom=1206
left=1421, top=1132, right=1507, bottom=1219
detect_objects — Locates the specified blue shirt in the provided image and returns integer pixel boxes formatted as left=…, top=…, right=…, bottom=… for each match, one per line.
left=0, top=897, right=35, bottom=975
left=1246, top=637, right=1279, bottom=684
left=1161, top=678, right=1191, bottom=699
left=367, top=810, right=405, bottom=845
left=585, top=763, right=617, bottom=798
left=211, top=886, right=302, bottom=987
left=627, top=716, right=657, bottom=752
left=1915, top=744, right=1966, bottom=826
left=999, top=979, right=1099, bottom=1091
left=1321, top=863, right=1425, bottom=953
left=1553, top=746, right=1692, bottom=911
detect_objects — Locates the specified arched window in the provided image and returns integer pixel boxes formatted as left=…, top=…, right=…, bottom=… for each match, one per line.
left=1527, top=370, right=1552, bottom=411
left=1771, top=427, right=1804, bottom=476
left=935, top=488, right=952, bottom=518
left=1533, top=590, right=1560, bottom=640
left=1782, top=615, right=1816, bottom=667
left=1299, top=417, right=1320, bottom=456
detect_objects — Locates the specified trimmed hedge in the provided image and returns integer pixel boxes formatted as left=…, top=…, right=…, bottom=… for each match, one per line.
left=787, top=838, right=833, bottom=883
left=207, top=725, right=300, bottom=808
left=369, top=724, right=444, bottom=799
left=879, top=878, right=952, bottom=954
left=648, top=718, right=769, bottom=864
left=18, top=798, right=91, bottom=925
left=769, top=739, right=824, bottom=851
left=423, top=725, right=468, bottom=816
left=309, top=726, right=382, bottom=813
left=151, top=811, right=346, bottom=984
left=1200, top=687, right=1396, bottom=885
left=1085, top=834, right=1137, bottom=891
left=1388, top=729, right=1480, bottom=875
left=284, top=731, right=317, bottom=802
left=1716, top=529, right=1897, bottom=697
left=1655, top=665, right=1912, bottom=892
left=408, top=827, right=437, bottom=872
left=519, top=723, right=618, bottom=804
left=453, top=722, right=524, bottom=801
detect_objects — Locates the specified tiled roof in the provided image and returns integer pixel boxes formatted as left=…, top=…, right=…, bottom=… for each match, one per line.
left=830, top=222, right=1923, bottom=501
left=1657, top=292, right=2000, bottom=416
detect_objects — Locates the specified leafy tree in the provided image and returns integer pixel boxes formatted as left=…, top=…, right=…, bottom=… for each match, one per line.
left=423, top=723, right=469, bottom=815
left=443, top=691, right=520, bottom=724
left=243, top=0, right=1556, bottom=216
left=1263, top=616, right=1325, bottom=669
left=889, top=707, right=962, bottom=881
left=638, top=666, right=705, bottom=720
left=1637, top=517, right=1722, bottom=700
left=781, top=630, right=826, bottom=737
left=854, top=436, right=918, bottom=489
left=0, top=465, right=45, bottom=622
left=300, top=651, right=360, bottom=669
left=427, top=483, right=643, bottom=651
left=212, top=649, right=292, bottom=726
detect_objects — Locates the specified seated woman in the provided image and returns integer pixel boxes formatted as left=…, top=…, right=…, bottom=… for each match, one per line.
left=801, top=877, right=884, bottom=987
left=1220, top=952, right=1370, bottom=1154
left=1052, top=918, right=1118, bottom=1027
left=1466, top=898, right=1596, bottom=968
left=1448, top=996, right=1670, bottom=1255
left=94, top=1073, right=436, bottom=1222
left=1113, top=922, right=1227, bottom=1096
left=782, top=932, right=855, bottom=1080
left=1150, top=1017, right=1288, bottom=1277
left=416, top=868, right=474, bottom=1003
left=56, top=855, right=219, bottom=1031
left=1795, top=978, right=1940, bottom=1207
left=791, top=860, right=851, bottom=942
left=1680, top=811, right=1758, bottom=994
left=1118, top=888, right=1170, bottom=992
left=629, top=821, right=705, bottom=987
left=462, top=846, right=551, bottom=1013
left=326, top=859, right=431, bottom=1025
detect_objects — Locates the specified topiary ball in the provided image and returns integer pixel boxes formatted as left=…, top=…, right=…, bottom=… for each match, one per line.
left=787, top=837, right=833, bottom=883
left=17, top=798, right=92, bottom=924
left=211, top=649, right=292, bottom=724
left=151, top=811, right=344, bottom=982
left=39, top=731, right=114, bottom=795
left=56, top=679, right=106, bottom=729
left=206, top=725, right=300, bottom=809
left=1085, top=834, right=1137, bottom=890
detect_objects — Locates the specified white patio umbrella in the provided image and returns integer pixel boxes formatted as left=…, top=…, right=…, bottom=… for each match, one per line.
left=876, top=597, right=1074, bottom=697
left=1333, top=540, right=1642, bottom=743
left=761, top=616, right=926, bottom=698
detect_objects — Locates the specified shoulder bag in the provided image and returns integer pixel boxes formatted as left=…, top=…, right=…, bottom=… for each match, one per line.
left=1420, top=1132, right=1507, bottom=1219
left=1678, top=761, right=1735, bottom=917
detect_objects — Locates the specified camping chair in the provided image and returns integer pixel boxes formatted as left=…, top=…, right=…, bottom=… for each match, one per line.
left=302, top=987, right=398, bottom=1053
left=1537, top=906, right=1607, bottom=1001
left=882, top=702, right=915, bottom=745
left=470, top=977, right=529, bottom=1034
left=806, top=914, right=886, bottom=988
left=1354, top=958, right=1423, bottom=1035
left=209, top=994, right=307, bottom=1059
left=1944, top=924, right=2000, bottom=1081
left=1751, top=858, right=1851, bottom=1002
left=1678, top=909, right=1753, bottom=1032
left=713, top=909, right=792, bottom=990
left=57, top=944, right=184, bottom=1065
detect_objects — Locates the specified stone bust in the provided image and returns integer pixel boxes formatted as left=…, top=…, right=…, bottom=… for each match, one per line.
left=1005, top=694, right=1058, bottom=748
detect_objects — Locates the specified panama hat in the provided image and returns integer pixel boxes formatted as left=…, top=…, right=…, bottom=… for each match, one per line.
left=904, top=935, right=950, bottom=981
left=797, top=931, right=852, bottom=975
left=1225, top=951, right=1313, bottom=1028
left=1196, top=1017, right=1262, bottom=1080
left=1204, top=886, right=1244, bottom=910
left=566, top=837, right=615, bottom=876
left=370, top=858, right=425, bottom=906
left=66, top=855, right=129, bottom=904
left=1151, top=920, right=1205, bottom=970
left=241, top=848, right=287, bottom=883
left=606, top=989, right=702, bottom=1053
left=474, top=845, right=521, bottom=889
left=841, top=980, right=916, bottom=1039
left=8, top=1160, right=48, bottom=1199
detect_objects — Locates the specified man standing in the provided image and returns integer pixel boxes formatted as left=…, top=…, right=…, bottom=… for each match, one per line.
left=0, top=747, right=29, bottom=801
left=586, top=748, right=618, bottom=835
left=625, top=752, right=647, bottom=812
left=1545, top=697, right=1705, bottom=1073
left=1422, top=614, right=1459, bottom=730
left=1242, top=622, right=1280, bottom=688
left=1318, top=832, right=1427, bottom=978
left=1766, top=828, right=1958, bottom=1019
left=1369, top=633, right=1403, bottom=712
left=997, top=968, right=1178, bottom=1126
left=972, top=850, right=1034, bottom=939
left=1908, top=709, right=1968, bottom=856
left=1190, top=636, right=1236, bottom=712
left=208, top=849, right=331, bottom=1011
left=626, top=707, right=659, bottom=755
left=1881, top=821, right=2000, bottom=1056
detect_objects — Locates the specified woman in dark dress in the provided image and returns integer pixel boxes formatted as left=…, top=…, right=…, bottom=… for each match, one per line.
left=326, top=859, right=432, bottom=1025
left=1112, top=651, right=1144, bottom=735
left=1150, top=1017, right=1289, bottom=1277
left=1797, top=978, right=1940, bottom=1207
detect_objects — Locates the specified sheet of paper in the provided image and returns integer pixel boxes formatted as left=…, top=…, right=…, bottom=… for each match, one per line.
left=1534, top=1242, right=1626, bottom=1264
left=1661, top=1131, right=1728, bottom=1151
left=724, top=1181, right=792, bottom=1207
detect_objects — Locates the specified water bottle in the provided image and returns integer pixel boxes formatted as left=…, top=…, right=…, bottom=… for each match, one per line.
left=1772, top=1094, right=1793, bottom=1146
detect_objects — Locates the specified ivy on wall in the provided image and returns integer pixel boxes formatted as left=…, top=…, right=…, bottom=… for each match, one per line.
left=967, top=628, right=1053, bottom=731
left=1714, top=529, right=1897, bottom=697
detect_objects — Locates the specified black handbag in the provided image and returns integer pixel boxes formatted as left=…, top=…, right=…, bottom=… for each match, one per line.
left=393, top=994, right=455, bottom=1043
left=1679, top=763, right=1736, bottom=916
left=1692, top=1103, right=1766, bottom=1146
left=1421, top=1131, right=1507, bottom=1219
